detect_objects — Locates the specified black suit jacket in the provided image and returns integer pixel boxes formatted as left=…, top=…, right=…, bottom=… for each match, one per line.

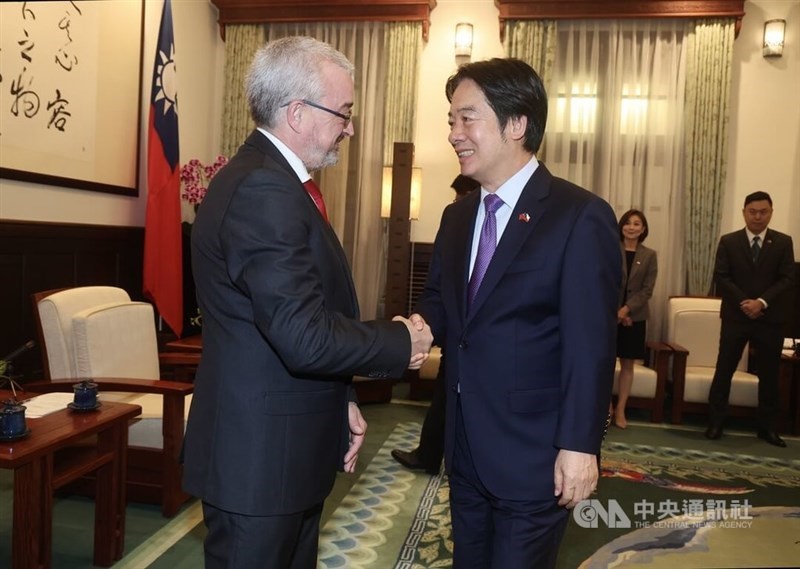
left=183, top=130, right=410, bottom=516
left=714, top=228, right=795, bottom=325
left=416, top=163, right=620, bottom=501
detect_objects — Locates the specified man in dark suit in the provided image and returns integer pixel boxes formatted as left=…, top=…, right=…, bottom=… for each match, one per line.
left=412, top=59, right=620, bottom=568
left=392, top=175, right=480, bottom=475
left=706, top=191, right=795, bottom=447
left=182, top=37, right=432, bottom=569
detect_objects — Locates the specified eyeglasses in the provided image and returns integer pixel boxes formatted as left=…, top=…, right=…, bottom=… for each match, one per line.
left=301, top=99, right=352, bottom=128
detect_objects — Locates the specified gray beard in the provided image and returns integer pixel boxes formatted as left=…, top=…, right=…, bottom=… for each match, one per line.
left=307, top=148, right=339, bottom=172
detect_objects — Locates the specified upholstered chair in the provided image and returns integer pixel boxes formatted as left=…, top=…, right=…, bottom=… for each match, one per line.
left=29, top=286, right=194, bottom=517
left=665, top=296, right=758, bottom=424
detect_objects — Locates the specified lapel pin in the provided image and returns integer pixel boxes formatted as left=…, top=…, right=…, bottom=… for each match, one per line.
left=518, top=213, right=530, bottom=223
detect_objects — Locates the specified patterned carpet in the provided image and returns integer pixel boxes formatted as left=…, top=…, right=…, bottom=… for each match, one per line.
left=317, top=421, right=431, bottom=568
left=390, top=428, right=800, bottom=568
left=2, top=409, right=798, bottom=568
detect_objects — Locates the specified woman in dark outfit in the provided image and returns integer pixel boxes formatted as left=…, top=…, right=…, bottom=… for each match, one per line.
left=613, top=209, right=658, bottom=428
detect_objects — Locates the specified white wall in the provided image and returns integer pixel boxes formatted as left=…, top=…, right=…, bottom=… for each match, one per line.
left=1, top=0, right=797, bottom=259
left=725, top=0, right=800, bottom=256
left=0, top=0, right=224, bottom=226
left=411, top=0, right=505, bottom=242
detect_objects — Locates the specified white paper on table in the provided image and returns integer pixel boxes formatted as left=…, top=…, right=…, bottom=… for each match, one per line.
left=21, top=392, right=75, bottom=418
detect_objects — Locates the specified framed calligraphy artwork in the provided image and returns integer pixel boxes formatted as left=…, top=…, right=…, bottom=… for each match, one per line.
left=0, top=1, right=144, bottom=196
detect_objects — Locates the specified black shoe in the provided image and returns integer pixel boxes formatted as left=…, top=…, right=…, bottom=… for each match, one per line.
left=705, top=424, right=723, bottom=440
left=757, top=430, right=787, bottom=448
left=391, top=449, right=439, bottom=474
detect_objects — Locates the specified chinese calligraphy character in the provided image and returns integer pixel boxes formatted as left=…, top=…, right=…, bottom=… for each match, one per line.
left=21, top=2, right=35, bottom=21
left=46, top=88, right=71, bottom=131
left=54, top=47, right=78, bottom=71
left=10, top=68, right=40, bottom=118
left=17, top=29, right=34, bottom=63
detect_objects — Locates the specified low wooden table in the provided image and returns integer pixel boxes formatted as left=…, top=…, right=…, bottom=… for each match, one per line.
left=0, top=392, right=141, bottom=569
left=165, top=334, right=203, bottom=353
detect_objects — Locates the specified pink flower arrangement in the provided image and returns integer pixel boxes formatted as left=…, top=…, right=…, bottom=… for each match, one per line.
left=180, top=155, right=228, bottom=206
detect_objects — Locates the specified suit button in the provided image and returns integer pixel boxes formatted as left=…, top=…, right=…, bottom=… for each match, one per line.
left=459, top=342, right=467, bottom=349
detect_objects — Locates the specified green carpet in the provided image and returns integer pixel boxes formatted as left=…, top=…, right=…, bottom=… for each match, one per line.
left=2, top=403, right=798, bottom=568
left=395, top=422, right=800, bottom=569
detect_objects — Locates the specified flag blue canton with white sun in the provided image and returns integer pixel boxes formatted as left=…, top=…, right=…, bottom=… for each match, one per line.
left=151, top=0, right=179, bottom=171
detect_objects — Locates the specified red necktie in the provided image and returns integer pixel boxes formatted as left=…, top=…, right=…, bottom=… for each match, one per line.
left=303, top=179, right=329, bottom=222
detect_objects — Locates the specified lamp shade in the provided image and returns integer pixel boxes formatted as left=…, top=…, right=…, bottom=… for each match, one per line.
left=381, top=166, right=422, bottom=220
left=763, top=19, right=786, bottom=57
left=455, top=23, right=473, bottom=57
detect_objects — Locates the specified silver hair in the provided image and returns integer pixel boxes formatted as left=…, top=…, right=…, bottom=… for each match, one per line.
left=245, top=36, right=354, bottom=128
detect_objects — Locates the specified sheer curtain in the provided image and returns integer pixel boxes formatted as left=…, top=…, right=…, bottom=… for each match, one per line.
left=541, top=19, right=688, bottom=339
left=503, top=19, right=557, bottom=93
left=683, top=19, right=736, bottom=295
left=220, top=25, right=264, bottom=159
left=219, top=22, right=421, bottom=319
left=241, top=22, right=386, bottom=319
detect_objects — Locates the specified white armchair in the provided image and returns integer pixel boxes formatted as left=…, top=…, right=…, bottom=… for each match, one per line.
left=611, top=341, right=671, bottom=423
left=28, top=286, right=194, bottom=516
left=665, top=296, right=758, bottom=424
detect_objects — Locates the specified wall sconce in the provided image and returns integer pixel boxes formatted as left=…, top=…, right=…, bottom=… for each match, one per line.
left=763, top=19, right=786, bottom=57
left=381, top=166, right=422, bottom=220
left=455, top=23, right=474, bottom=58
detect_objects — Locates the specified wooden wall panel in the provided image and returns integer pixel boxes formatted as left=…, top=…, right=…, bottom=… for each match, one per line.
left=210, top=0, right=437, bottom=40
left=0, top=221, right=145, bottom=380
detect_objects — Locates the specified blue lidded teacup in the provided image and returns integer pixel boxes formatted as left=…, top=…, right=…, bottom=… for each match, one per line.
left=72, top=380, right=99, bottom=408
left=0, top=399, right=27, bottom=438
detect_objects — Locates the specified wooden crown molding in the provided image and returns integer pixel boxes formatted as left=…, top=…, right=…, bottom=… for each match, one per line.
left=496, top=0, right=746, bottom=40
left=210, top=0, right=437, bottom=41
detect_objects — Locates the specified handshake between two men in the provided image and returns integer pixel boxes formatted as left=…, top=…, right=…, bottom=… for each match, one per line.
left=393, top=313, right=433, bottom=370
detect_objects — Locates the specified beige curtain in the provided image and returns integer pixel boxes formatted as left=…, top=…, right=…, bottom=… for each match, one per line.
left=383, top=22, right=422, bottom=164
left=533, top=19, right=688, bottom=340
left=503, top=20, right=557, bottom=159
left=218, top=22, right=422, bottom=319
left=220, top=25, right=264, bottom=159
left=502, top=20, right=557, bottom=90
left=683, top=18, right=735, bottom=295
left=377, top=22, right=423, bottom=318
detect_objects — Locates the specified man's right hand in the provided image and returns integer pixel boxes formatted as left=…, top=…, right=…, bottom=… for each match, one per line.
left=393, top=315, right=432, bottom=369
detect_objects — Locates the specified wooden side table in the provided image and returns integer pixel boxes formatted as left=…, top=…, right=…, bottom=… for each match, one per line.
left=780, top=353, right=800, bottom=434
left=0, top=393, right=141, bottom=568
left=164, top=334, right=203, bottom=353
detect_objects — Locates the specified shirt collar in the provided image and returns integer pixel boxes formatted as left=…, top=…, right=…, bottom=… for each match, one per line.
left=745, top=227, right=767, bottom=243
left=479, top=155, right=539, bottom=210
left=257, top=127, right=312, bottom=183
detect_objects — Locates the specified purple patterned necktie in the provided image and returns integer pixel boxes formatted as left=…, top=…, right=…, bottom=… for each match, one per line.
left=468, top=193, right=504, bottom=307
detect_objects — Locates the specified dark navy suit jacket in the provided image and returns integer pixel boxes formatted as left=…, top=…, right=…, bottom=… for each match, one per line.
left=416, top=163, right=621, bottom=501
left=183, top=130, right=410, bottom=516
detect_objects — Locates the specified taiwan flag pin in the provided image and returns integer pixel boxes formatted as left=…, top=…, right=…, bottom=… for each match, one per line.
left=518, top=212, right=530, bottom=222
